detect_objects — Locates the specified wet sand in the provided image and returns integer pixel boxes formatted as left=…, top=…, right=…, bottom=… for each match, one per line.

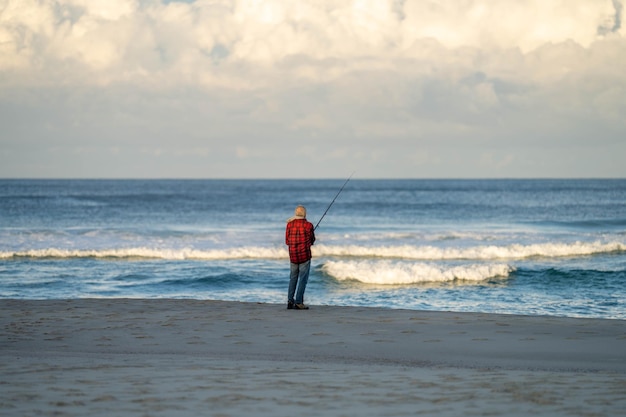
left=1, top=299, right=625, bottom=416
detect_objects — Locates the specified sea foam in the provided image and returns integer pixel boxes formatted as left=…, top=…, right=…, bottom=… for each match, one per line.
left=1, top=240, right=624, bottom=260
left=314, top=240, right=626, bottom=260
left=321, top=260, right=514, bottom=284
left=0, top=247, right=287, bottom=260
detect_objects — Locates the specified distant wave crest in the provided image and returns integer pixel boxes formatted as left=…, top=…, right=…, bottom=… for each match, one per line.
left=315, top=240, right=626, bottom=260
left=0, top=247, right=287, bottom=260
left=1, top=240, right=623, bottom=260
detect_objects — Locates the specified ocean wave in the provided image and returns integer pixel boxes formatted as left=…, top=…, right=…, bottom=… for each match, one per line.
left=0, top=247, right=287, bottom=260
left=321, top=260, right=514, bottom=284
left=314, top=240, right=626, bottom=260
left=1, top=240, right=624, bottom=260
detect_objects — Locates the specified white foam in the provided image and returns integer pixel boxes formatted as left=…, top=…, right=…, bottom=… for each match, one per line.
left=321, top=260, right=514, bottom=284
left=0, top=247, right=288, bottom=260
left=313, top=240, right=626, bottom=260
left=1, top=240, right=623, bottom=261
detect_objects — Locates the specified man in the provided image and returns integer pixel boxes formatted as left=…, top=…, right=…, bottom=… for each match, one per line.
left=285, top=205, right=316, bottom=310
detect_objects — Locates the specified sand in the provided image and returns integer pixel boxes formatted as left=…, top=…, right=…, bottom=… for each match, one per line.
left=1, top=299, right=625, bottom=417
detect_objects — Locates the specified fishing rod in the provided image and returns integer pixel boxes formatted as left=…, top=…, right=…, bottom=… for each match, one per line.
left=314, top=172, right=354, bottom=230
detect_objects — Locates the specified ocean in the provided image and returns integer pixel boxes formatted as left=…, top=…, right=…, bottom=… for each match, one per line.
left=1, top=179, right=625, bottom=319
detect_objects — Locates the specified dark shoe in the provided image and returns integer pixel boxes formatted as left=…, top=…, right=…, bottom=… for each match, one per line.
left=287, top=302, right=294, bottom=310
left=294, top=303, right=309, bottom=310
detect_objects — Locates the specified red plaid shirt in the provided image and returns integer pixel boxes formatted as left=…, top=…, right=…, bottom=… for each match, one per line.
left=285, top=218, right=316, bottom=264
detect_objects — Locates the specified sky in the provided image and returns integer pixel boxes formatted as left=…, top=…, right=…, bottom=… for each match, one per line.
left=1, top=0, right=625, bottom=179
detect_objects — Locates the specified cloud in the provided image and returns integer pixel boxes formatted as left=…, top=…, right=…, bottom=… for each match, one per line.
left=0, top=0, right=625, bottom=178
left=598, top=0, right=623, bottom=34
left=2, top=0, right=622, bottom=83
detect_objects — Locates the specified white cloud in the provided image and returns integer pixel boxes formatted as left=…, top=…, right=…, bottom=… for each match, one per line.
left=2, top=0, right=623, bottom=83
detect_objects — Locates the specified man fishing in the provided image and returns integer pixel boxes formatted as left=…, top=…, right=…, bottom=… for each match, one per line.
left=285, top=174, right=352, bottom=310
left=285, top=205, right=315, bottom=310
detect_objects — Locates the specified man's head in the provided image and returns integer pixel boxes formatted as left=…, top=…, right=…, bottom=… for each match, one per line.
left=294, top=205, right=307, bottom=218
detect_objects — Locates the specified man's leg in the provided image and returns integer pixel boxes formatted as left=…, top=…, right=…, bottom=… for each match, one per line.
left=288, top=262, right=299, bottom=304
left=294, top=259, right=311, bottom=305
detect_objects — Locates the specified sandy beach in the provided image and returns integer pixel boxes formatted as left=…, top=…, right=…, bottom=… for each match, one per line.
left=1, top=299, right=625, bottom=416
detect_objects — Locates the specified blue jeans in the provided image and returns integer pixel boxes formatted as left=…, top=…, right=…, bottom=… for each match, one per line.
left=288, top=259, right=311, bottom=304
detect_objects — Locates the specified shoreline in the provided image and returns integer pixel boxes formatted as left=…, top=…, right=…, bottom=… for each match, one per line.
left=2, top=299, right=626, bottom=416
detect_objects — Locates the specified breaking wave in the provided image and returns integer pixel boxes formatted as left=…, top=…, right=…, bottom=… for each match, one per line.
left=0, top=247, right=287, bottom=260
left=1, top=240, right=624, bottom=260
left=315, top=240, right=626, bottom=260
left=321, top=260, right=515, bottom=284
